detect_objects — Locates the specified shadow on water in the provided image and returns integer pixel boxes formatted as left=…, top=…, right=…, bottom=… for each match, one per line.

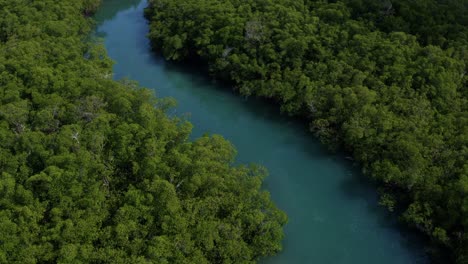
left=338, top=165, right=428, bottom=246
left=94, top=0, right=141, bottom=23
left=94, top=1, right=429, bottom=263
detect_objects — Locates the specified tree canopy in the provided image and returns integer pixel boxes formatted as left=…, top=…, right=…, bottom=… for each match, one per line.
left=0, top=0, right=286, bottom=263
left=145, top=0, right=467, bottom=262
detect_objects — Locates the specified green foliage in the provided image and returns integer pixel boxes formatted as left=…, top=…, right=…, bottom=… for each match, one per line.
left=146, top=0, right=467, bottom=262
left=0, top=0, right=286, bottom=263
left=341, top=0, right=468, bottom=48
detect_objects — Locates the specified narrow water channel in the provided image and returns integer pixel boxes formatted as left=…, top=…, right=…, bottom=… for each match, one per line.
left=94, top=1, right=427, bottom=263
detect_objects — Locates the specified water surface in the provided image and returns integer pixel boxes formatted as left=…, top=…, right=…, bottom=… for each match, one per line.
left=95, top=1, right=427, bottom=263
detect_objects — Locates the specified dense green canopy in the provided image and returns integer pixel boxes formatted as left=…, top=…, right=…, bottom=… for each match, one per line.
left=145, top=0, right=467, bottom=262
left=342, top=0, right=468, bottom=48
left=0, top=0, right=286, bottom=263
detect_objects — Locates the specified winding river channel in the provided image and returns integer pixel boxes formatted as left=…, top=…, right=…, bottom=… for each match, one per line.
left=94, top=1, right=427, bottom=263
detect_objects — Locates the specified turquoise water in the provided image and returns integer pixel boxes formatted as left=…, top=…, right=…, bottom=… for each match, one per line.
left=95, top=1, right=427, bottom=263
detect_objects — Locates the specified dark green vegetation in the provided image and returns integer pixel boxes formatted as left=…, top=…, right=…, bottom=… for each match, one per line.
left=342, top=0, right=468, bottom=48
left=0, top=0, right=286, bottom=263
left=145, top=0, right=468, bottom=262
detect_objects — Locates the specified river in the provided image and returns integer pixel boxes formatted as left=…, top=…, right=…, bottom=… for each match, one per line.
left=94, top=1, right=427, bottom=263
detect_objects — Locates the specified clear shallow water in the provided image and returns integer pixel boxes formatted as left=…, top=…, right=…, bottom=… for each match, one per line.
left=94, top=1, right=427, bottom=263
